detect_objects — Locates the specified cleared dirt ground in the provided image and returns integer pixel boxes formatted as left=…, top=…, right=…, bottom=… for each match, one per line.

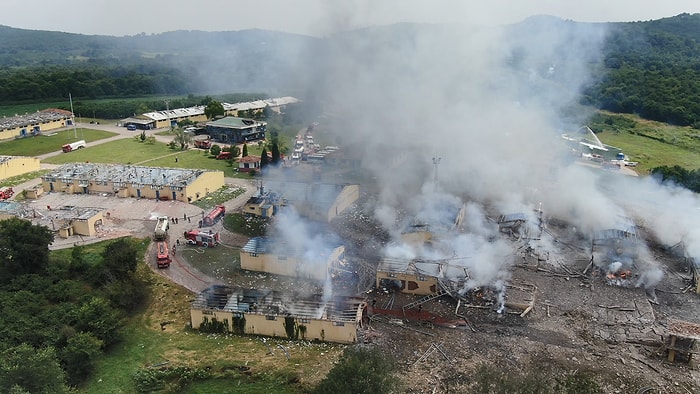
left=22, top=168, right=700, bottom=393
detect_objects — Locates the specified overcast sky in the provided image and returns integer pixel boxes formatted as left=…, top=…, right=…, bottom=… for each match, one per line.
left=1, top=0, right=698, bottom=37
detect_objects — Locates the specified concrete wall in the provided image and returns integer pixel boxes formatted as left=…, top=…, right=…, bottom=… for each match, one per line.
left=243, top=202, right=274, bottom=218
left=326, top=184, right=360, bottom=222
left=185, top=171, right=225, bottom=203
left=72, top=213, right=103, bottom=237
left=0, top=156, right=41, bottom=180
left=376, top=271, right=438, bottom=295
left=0, top=117, right=69, bottom=141
left=241, top=246, right=344, bottom=281
left=190, top=309, right=359, bottom=344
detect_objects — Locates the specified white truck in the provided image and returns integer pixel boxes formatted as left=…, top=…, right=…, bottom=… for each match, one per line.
left=154, top=216, right=169, bottom=240
left=62, top=140, right=86, bottom=153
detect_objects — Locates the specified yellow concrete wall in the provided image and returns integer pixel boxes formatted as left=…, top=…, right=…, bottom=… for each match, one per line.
left=326, top=184, right=360, bottom=222
left=0, top=156, right=41, bottom=180
left=185, top=171, right=225, bottom=203
left=58, top=226, right=74, bottom=239
left=72, top=212, right=103, bottom=237
left=190, top=309, right=359, bottom=344
left=0, top=118, right=68, bottom=141
left=25, top=187, right=43, bottom=199
left=243, top=202, right=274, bottom=217
left=241, top=246, right=344, bottom=281
left=376, top=271, right=438, bottom=295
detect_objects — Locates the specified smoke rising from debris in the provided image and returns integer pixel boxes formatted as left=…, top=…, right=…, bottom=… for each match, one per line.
left=287, top=6, right=700, bottom=291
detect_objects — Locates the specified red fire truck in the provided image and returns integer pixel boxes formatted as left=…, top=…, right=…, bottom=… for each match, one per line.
left=156, top=241, right=172, bottom=268
left=202, top=204, right=226, bottom=226
left=184, top=229, right=220, bottom=247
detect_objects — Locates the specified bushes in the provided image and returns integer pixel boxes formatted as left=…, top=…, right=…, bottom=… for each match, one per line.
left=133, top=366, right=212, bottom=393
left=313, top=347, right=400, bottom=394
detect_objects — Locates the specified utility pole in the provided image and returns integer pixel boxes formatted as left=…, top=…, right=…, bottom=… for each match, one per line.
left=164, top=99, right=171, bottom=131
left=432, top=157, right=441, bottom=191
left=69, top=92, right=77, bottom=139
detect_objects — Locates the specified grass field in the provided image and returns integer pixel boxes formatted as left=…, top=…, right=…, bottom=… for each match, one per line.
left=589, top=111, right=700, bottom=174
left=0, top=128, right=117, bottom=156
left=41, top=138, right=248, bottom=178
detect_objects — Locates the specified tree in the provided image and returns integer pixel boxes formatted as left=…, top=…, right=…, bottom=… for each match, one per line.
left=0, top=218, right=53, bottom=281
left=210, top=144, right=221, bottom=157
left=172, top=127, right=192, bottom=150
left=0, top=344, right=70, bottom=394
left=260, top=147, right=269, bottom=169
left=100, top=237, right=139, bottom=282
left=242, top=143, right=249, bottom=157
left=269, top=132, right=281, bottom=165
left=204, top=100, right=225, bottom=120
left=72, top=297, right=123, bottom=347
left=59, top=332, right=102, bottom=386
left=313, top=348, right=400, bottom=394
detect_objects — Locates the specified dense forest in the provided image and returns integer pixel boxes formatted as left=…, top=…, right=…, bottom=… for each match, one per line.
left=2, top=14, right=700, bottom=126
left=582, top=13, right=700, bottom=127
left=0, top=218, right=148, bottom=391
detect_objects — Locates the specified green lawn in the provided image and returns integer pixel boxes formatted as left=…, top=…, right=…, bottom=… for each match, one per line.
left=0, top=128, right=117, bottom=156
left=42, top=139, right=253, bottom=178
left=43, top=139, right=176, bottom=165
left=590, top=111, right=700, bottom=174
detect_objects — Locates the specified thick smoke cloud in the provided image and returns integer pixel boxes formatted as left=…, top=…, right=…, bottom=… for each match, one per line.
left=284, top=7, right=700, bottom=291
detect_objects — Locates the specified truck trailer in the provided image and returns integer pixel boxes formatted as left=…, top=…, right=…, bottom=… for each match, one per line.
left=62, top=140, right=86, bottom=153
left=154, top=216, right=169, bottom=240
left=202, top=205, right=226, bottom=226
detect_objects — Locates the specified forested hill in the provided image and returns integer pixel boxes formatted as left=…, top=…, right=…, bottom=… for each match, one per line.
left=2, top=14, right=700, bottom=127
left=581, top=13, right=700, bottom=126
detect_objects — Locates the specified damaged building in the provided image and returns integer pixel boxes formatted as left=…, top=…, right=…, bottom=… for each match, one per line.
left=190, top=285, right=365, bottom=344
left=0, top=201, right=104, bottom=239
left=240, top=236, right=346, bottom=282
left=0, top=109, right=73, bottom=140
left=400, top=202, right=466, bottom=248
left=589, top=217, right=641, bottom=285
left=262, top=180, right=360, bottom=223
left=36, top=206, right=105, bottom=238
left=40, top=163, right=224, bottom=203
left=376, top=258, right=444, bottom=296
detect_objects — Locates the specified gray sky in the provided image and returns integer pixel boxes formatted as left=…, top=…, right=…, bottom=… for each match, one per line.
left=1, top=0, right=698, bottom=36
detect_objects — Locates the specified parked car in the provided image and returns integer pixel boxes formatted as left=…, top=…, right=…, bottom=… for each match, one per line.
left=126, top=124, right=137, bottom=131
left=216, top=151, right=232, bottom=160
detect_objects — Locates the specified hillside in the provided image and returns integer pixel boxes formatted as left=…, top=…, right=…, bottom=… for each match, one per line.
left=1, top=14, right=700, bottom=123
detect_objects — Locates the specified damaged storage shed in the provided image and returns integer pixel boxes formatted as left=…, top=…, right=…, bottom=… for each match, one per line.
left=190, top=286, right=365, bottom=344
left=41, top=163, right=224, bottom=203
